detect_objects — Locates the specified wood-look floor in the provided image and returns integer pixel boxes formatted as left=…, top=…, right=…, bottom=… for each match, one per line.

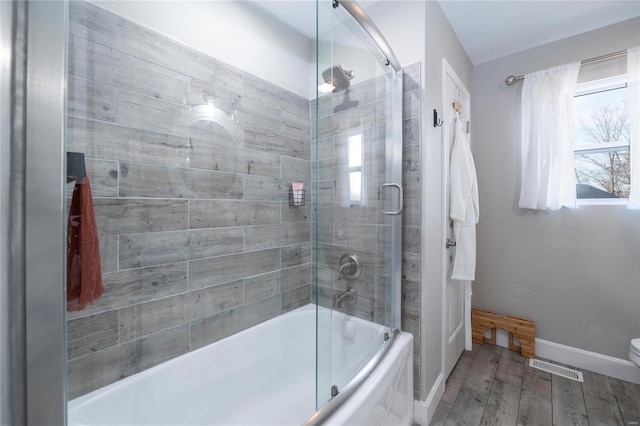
left=430, top=343, right=640, bottom=426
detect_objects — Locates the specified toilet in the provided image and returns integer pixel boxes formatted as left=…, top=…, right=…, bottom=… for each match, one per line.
left=630, top=338, right=640, bottom=368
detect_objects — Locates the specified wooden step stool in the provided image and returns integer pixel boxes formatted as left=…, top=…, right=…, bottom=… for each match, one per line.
left=471, top=309, right=535, bottom=358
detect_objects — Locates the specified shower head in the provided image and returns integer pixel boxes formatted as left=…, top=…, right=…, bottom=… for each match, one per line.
left=321, top=65, right=354, bottom=93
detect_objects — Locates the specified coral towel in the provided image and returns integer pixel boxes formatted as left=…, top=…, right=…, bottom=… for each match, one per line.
left=67, top=175, right=104, bottom=311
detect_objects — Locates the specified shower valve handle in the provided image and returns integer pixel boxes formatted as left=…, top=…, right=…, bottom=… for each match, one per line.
left=338, top=254, right=362, bottom=280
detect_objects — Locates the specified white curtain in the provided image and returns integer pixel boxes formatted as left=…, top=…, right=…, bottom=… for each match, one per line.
left=519, top=62, right=581, bottom=210
left=628, top=47, right=640, bottom=209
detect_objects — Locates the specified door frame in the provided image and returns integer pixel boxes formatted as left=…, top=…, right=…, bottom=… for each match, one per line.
left=440, top=58, right=471, bottom=380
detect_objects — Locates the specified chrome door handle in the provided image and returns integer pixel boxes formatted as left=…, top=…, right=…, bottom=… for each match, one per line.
left=380, top=183, right=403, bottom=215
left=446, top=239, right=456, bottom=249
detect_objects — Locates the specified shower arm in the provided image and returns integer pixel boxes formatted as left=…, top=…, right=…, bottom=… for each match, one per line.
left=334, top=0, right=402, bottom=74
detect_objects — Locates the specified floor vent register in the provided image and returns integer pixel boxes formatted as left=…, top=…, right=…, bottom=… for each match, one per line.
left=529, top=359, right=584, bottom=382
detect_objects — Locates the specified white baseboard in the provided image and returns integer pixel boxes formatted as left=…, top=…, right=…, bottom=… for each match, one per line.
left=482, top=330, right=639, bottom=385
left=535, top=338, right=640, bottom=385
left=413, top=373, right=444, bottom=426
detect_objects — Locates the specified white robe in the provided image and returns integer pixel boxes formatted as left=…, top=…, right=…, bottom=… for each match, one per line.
left=450, top=116, right=479, bottom=281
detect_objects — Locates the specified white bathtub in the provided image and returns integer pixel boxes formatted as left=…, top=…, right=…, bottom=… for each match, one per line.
left=68, top=304, right=413, bottom=425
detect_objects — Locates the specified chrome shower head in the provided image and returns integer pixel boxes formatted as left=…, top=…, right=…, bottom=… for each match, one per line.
left=322, top=65, right=354, bottom=92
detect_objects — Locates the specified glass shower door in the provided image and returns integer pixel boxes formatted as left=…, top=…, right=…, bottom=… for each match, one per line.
left=314, top=0, right=401, bottom=409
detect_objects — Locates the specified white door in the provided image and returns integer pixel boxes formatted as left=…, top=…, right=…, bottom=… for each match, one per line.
left=441, top=59, right=471, bottom=379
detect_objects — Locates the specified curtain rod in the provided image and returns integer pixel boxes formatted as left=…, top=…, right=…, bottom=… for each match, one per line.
left=504, top=49, right=628, bottom=87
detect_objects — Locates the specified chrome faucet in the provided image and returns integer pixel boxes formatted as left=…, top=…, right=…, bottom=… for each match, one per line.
left=333, top=288, right=357, bottom=309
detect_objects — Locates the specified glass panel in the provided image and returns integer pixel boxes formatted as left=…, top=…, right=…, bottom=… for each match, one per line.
left=315, top=0, right=335, bottom=408
left=315, top=0, right=397, bottom=410
left=573, top=83, right=629, bottom=147
left=63, top=0, right=399, bottom=421
left=575, top=149, right=630, bottom=198
left=66, top=1, right=317, bottom=424
left=573, top=76, right=630, bottom=199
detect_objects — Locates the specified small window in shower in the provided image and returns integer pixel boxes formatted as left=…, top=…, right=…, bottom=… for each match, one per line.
left=348, top=134, right=363, bottom=202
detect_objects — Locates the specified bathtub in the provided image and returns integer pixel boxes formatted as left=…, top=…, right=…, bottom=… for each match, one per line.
left=68, top=304, right=413, bottom=425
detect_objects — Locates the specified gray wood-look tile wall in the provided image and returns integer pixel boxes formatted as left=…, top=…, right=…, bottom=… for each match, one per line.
left=66, top=1, right=311, bottom=399
left=67, top=0, right=422, bottom=403
left=311, top=74, right=390, bottom=325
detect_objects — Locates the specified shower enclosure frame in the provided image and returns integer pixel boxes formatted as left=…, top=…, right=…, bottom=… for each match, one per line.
left=8, top=0, right=405, bottom=423
left=308, top=0, right=404, bottom=423
left=8, top=1, right=69, bottom=424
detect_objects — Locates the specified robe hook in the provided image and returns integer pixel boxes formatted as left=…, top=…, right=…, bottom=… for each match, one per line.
left=433, top=109, right=443, bottom=127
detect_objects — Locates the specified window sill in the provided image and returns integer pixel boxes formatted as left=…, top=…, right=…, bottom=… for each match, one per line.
left=577, top=198, right=628, bottom=206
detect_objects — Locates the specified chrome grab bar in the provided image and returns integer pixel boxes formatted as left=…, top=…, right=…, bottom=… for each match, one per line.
left=379, top=183, right=403, bottom=215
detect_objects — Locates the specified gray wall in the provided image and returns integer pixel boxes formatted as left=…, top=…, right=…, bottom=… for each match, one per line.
left=66, top=1, right=311, bottom=399
left=473, top=18, right=640, bottom=360
left=89, top=0, right=314, bottom=99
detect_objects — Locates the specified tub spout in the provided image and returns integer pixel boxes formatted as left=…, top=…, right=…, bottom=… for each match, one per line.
left=333, top=287, right=357, bottom=309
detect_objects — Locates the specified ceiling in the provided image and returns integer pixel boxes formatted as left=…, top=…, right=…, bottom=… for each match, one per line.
left=253, top=1, right=639, bottom=66
left=438, top=1, right=640, bottom=65
left=250, top=0, right=383, bottom=39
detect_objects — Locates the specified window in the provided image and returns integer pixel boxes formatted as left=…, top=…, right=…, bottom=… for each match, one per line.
left=347, top=134, right=363, bottom=202
left=573, top=74, right=630, bottom=204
